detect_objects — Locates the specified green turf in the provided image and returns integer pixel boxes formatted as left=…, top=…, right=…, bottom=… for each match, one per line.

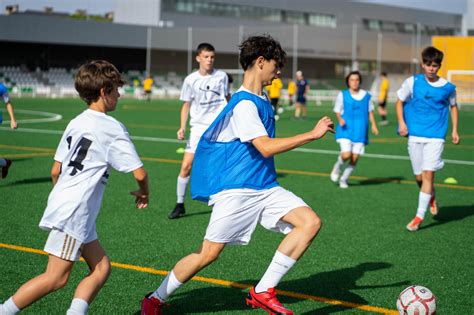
left=1, top=98, right=473, bottom=314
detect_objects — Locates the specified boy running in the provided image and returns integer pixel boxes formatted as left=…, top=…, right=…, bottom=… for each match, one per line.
left=141, top=35, right=334, bottom=315
left=396, top=46, right=459, bottom=231
left=330, top=71, right=379, bottom=188
left=0, top=60, right=149, bottom=315
left=0, top=82, right=17, bottom=178
left=168, top=43, right=229, bottom=219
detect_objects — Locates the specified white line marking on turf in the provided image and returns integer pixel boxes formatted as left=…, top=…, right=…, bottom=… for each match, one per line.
left=2, top=109, right=63, bottom=124
left=1, top=126, right=473, bottom=166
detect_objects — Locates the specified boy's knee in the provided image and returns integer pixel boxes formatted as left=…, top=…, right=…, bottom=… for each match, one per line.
left=47, top=272, right=70, bottom=291
left=93, top=256, right=112, bottom=280
left=301, top=213, right=322, bottom=238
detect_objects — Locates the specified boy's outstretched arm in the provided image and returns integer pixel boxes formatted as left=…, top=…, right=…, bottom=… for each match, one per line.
left=451, top=105, right=460, bottom=144
left=130, top=167, right=149, bottom=209
left=6, top=102, right=17, bottom=129
left=51, top=161, right=62, bottom=185
left=395, top=99, right=407, bottom=136
left=252, top=116, right=334, bottom=158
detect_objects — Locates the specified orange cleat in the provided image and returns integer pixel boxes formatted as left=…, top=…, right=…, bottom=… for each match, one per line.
left=406, top=216, right=424, bottom=232
left=429, top=196, right=438, bottom=216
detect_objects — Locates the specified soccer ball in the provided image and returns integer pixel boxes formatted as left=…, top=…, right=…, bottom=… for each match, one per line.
left=396, top=285, right=436, bottom=315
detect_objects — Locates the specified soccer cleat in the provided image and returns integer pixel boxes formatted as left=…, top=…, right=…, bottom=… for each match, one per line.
left=141, top=292, right=165, bottom=315
left=339, top=179, right=349, bottom=189
left=406, top=216, right=423, bottom=232
left=246, top=287, right=293, bottom=315
left=168, top=203, right=185, bottom=219
left=1, top=159, right=12, bottom=179
left=429, top=196, right=438, bottom=216
left=330, top=168, right=340, bottom=183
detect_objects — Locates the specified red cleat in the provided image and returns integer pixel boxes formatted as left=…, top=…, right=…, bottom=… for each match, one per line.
left=1, top=159, right=12, bottom=179
left=246, top=287, right=293, bottom=315
left=429, top=196, right=438, bottom=216
left=141, top=293, right=165, bottom=315
left=406, top=216, right=423, bottom=232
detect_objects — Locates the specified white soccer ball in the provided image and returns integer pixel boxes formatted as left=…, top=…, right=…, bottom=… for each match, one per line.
left=396, top=285, right=436, bottom=315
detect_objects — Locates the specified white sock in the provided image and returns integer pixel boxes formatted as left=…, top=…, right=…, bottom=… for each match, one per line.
left=333, top=156, right=344, bottom=172
left=416, top=192, right=432, bottom=219
left=151, top=270, right=183, bottom=302
left=340, top=164, right=355, bottom=182
left=255, top=251, right=296, bottom=293
left=66, top=298, right=89, bottom=315
left=1, top=297, right=20, bottom=315
left=176, top=176, right=190, bottom=203
left=0, top=159, right=7, bottom=167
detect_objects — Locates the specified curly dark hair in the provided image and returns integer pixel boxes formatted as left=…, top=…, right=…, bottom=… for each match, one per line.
left=238, top=35, right=286, bottom=71
left=75, top=60, right=125, bottom=105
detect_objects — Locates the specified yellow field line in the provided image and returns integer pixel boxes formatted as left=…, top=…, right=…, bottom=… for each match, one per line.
left=0, top=243, right=397, bottom=314
left=1, top=145, right=472, bottom=191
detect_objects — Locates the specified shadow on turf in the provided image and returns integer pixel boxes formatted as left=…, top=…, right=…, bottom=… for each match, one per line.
left=354, top=176, right=405, bottom=186
left=420, top=204, right=474, bottom=231
left=135, top=262, right=409, bottom=314
left=1, top=176, right=52, bottom=187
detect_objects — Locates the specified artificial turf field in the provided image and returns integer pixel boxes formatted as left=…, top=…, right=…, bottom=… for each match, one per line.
left=0, top=97, right=473, bottom=314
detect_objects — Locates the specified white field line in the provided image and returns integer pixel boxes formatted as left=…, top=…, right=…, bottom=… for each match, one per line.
left=1, top=126, right=473, bottom=166
left=2, top=109, right=62, bottom=124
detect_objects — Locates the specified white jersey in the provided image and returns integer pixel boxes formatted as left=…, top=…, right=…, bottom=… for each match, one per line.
left=180, top=69, right=229, bottom=135
left=39, top=109, right=143, bottom=243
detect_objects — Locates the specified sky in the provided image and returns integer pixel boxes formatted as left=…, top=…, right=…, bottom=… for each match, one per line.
left=0, top=0, right=469, bottom=15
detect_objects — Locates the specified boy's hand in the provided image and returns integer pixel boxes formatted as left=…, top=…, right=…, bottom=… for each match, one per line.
left=398, top=121, right=408, bottom=137
left=130, top=190, right=149, bottom=209
left=338, top=118, right=346, bottom=127
left=372, top=124, right=379, bottom=135
left=177, top=127, right=186, bottom=140
left=311, top=116, right=334, bottom=140
left=10, top=119, right=17, bottom=129
left=452, top=131, right=460, bottom=144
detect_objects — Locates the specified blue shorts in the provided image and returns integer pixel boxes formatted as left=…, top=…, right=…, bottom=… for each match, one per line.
left=296, top=95, right=306, bottom=105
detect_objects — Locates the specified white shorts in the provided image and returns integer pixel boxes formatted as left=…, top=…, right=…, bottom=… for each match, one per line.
left=408, top=142, right=445, bottom=175
left=185, top=131, right=202, bottom=154
left=337, top=138, right=365, bottom=155
left=205, top=186, right=309, bottom=245
left=44, top=228, right=97, bottom=261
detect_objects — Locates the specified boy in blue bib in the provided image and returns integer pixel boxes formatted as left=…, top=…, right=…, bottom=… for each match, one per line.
left=330, top=71, right=379, bottom=188
left=0, top=82, right=17, bottom=179
left=396, top=46, right=460, bottom=231
left=142, top=35, right=334, bottom=315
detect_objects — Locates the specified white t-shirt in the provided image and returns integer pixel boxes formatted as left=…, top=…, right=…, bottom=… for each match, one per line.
left=180, top=69, right=229, bottom=135
left=39, top=109, right=143, bottom=243
left=333, top=89, right=374, bottom=115
left=397, top=76, right=457, bottom=143
left=209, top=86, right=270, bottom=204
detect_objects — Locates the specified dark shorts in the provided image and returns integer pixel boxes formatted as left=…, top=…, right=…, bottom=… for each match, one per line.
left=296, top=95, right=306, bottom=105
left=270, top=98, right=279, bottom=106
left=378, top=100, right=387, bottom=108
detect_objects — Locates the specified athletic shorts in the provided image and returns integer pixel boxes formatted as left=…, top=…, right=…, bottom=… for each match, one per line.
left=296, top=95, right=307, bottom=105
left=205, top=186, right=309, bottom=245
left=408, top=141, right=445, bottom=175
left=44, top=228, right=97, bottom=261
left=337, top=138, right=365, bottom=155
left=378, top=100, right=387, bottom=108
left=185, top=131, right=202, bottom=154
left=270, top=98, right=279, bottom=106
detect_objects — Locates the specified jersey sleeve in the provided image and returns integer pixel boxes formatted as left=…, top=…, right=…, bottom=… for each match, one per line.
left=397, top=77, right=413, bottom=102
left=333, top=91, right=344, bottom=113
left=107, top=131, right=143, bottom=173
left=222, top=73, right=229, bottom=96
left=53, top=128, right=72, bottom=163
left=449, top=89, right=457, bottom=106
left=179, top=78, right=193, bottom=102
left=232, top=100, right=268, bottom=143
